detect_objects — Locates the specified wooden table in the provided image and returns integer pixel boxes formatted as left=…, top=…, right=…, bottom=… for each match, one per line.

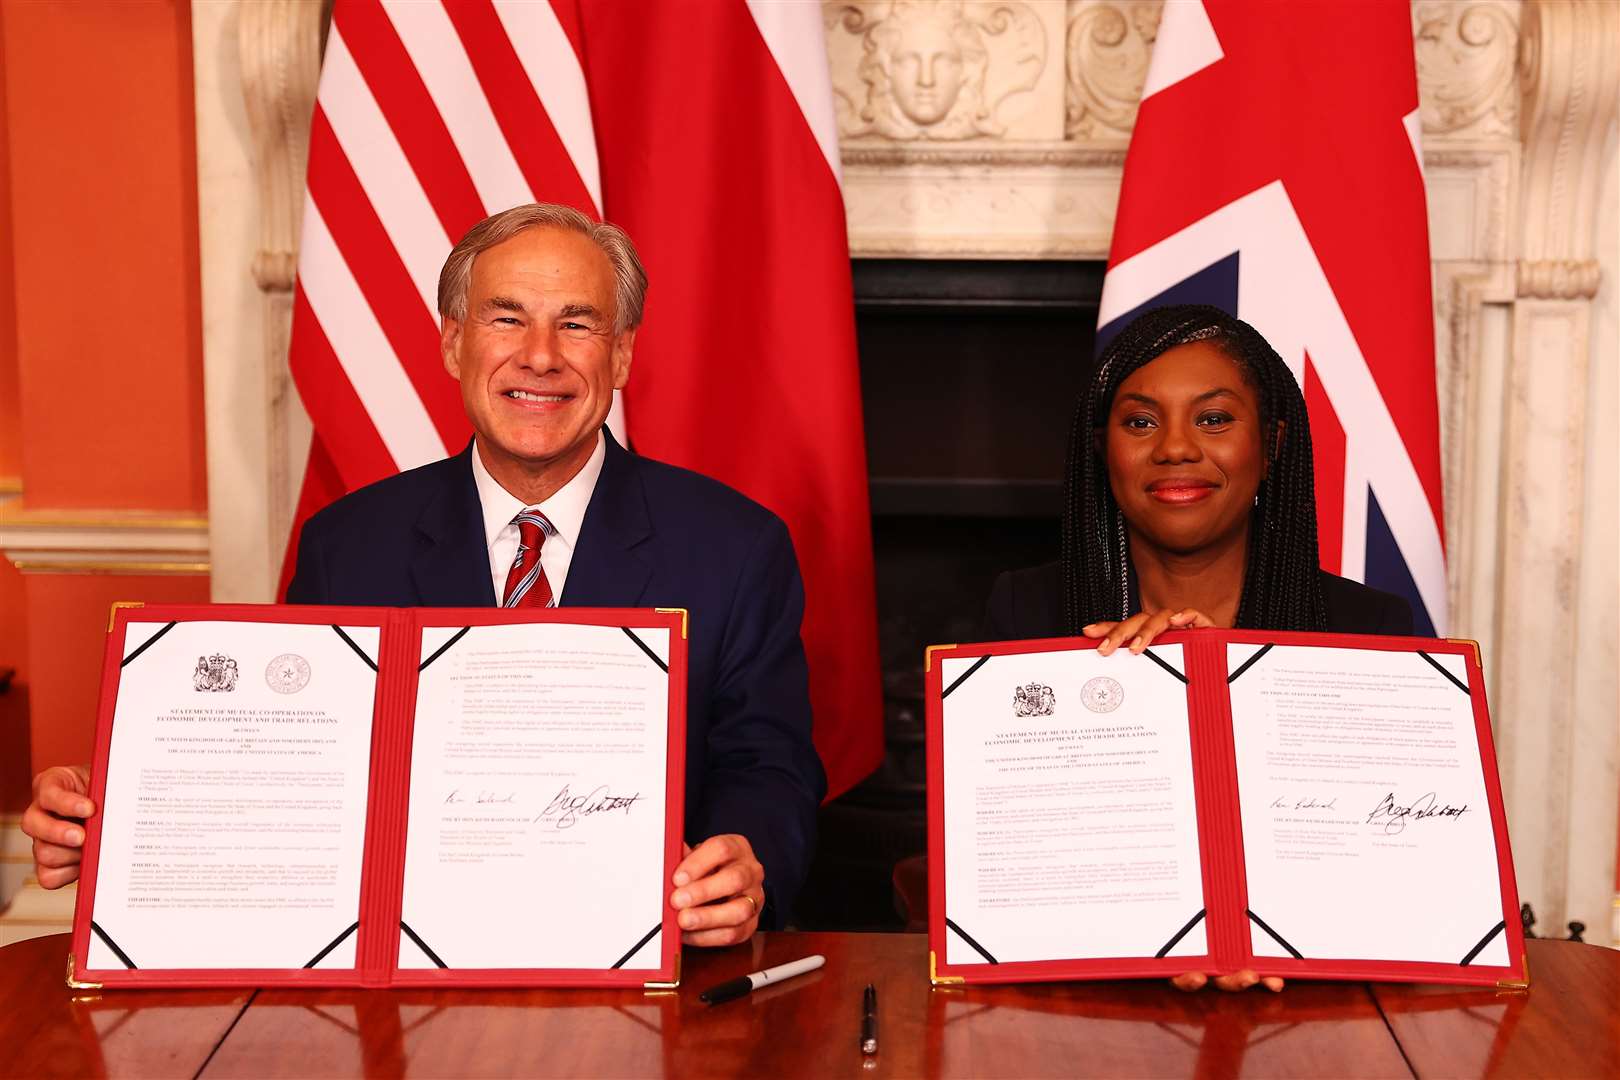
left=3, top=933, right=1614, bottom=1078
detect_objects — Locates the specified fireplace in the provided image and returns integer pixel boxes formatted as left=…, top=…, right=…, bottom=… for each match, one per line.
left=794, top=258, right=1105, bottom=930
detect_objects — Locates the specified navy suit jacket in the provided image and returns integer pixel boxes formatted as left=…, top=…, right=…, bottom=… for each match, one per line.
left=287, top=434, right=826, bottom=926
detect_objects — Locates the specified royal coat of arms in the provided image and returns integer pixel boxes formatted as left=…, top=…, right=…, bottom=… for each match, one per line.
left=1013, top=682, right=1055, bottom=717
left=192, top=654, right=240, bottom=693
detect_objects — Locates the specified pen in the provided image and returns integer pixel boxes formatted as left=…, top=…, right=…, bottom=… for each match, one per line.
left=861, top=982, right=878, bottom=1055
left=698, top=954, right=825, bottom=1005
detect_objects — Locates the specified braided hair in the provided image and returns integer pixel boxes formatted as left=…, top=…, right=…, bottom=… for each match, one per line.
left=1060, top=304, right=1326, bottom=634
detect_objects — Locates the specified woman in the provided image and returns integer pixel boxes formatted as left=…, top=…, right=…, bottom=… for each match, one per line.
left=987, top=304, right=1412, bottom=991
left=987, top=303, right=1411, bottom=650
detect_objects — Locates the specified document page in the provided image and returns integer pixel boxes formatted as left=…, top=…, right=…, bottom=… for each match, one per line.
left=400, top=622, right=672, bottom=970
left=939, top=645, right=1206, bottom=965
left=1228, top=644, right=1509, bottom=966
left=89, top=620, right=379, bottom=970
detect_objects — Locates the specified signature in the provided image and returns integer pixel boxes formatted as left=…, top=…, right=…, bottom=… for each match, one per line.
left=536, top=784, right=643, bottom=829
left=443, top=789, right=518, bottom=805
left=1365, top=792, right=1469, bottom=835
left=1269, top=794, right=1338, bottom=812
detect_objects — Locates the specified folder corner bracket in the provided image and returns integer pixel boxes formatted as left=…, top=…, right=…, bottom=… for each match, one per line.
left=929, top=950, right=964, bottom=986
left=655, top=608, right=689, bottom=639
left=66, top=954, right=103, bottom=991
left=643, top=952, right=681, bottom=990
left=1496, top=954, right=1531, bottom=992
left=1446, top=637, right=1483, bottom=667
left=925, top=644, right=956, bottom=673
left=108, top=600, right=144, bottom=632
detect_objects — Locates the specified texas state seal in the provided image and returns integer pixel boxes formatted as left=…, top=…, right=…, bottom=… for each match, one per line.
left=266, top=653, right=311, bottom=694
left=1081, top=675, right=1124, bottom=714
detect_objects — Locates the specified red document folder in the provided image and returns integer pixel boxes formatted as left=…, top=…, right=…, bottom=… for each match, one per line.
left=69, top=603, right=687, bottom=990
left=925, top=629, right=1526, bottom=989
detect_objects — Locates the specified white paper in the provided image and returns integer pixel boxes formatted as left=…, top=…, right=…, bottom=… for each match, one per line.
left=400, top=622, right=671, bottom=969
left=1229, top=644, right=1509, bottom=966
left=89, top=620, right=378, bottom=970
left=940, top=645, right=1207, bottom=965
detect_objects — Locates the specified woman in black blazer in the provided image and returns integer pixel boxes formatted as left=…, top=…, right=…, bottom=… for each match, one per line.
left=984, top=306, right=1411, bottom=991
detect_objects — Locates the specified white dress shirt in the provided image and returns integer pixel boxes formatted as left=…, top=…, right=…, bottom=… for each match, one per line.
left=469, top=431, right=606, bottom=604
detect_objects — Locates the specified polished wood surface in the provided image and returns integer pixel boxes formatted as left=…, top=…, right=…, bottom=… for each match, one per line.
left=1373, top=939, right=1620, bottom=1078
left=0, top=934, right=249, bottom=1080
left=2, top=933, right=1614, bottom=1079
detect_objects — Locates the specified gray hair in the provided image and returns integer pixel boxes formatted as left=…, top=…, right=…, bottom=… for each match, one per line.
left=436, top=203, right=648, bottom=331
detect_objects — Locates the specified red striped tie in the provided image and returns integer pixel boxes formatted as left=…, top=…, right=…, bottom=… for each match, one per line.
left=501, top=510, right=556, bottom=608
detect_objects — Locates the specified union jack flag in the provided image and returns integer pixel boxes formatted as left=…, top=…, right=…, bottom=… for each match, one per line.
left=1098, top=0, right=1446, bottom=633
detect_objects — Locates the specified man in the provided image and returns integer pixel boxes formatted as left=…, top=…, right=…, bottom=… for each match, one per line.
left=23, top=203, right=826, bottom=946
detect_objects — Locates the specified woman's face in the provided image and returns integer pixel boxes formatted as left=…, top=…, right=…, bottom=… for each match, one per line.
left=1104, top=340, right=1267, bottom=556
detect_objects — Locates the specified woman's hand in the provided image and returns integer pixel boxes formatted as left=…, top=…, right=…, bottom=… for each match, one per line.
left=1083, top=608, right=1215, bottom=655
left=1172, top=970, right=1285, bottom=992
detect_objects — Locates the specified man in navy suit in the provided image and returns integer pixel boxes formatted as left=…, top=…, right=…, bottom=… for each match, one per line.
left=25, top=204, right=825, bottom=945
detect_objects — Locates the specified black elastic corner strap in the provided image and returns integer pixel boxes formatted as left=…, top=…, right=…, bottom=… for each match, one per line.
left=304, top=921, right=360, bottom=969
left=330, top=626, right=378, bottom=671
left=945, top=918, right=998, bottom=964
left=418, top=627, right=472, bottom=671
left=1142, top=648, right=1188, bottom=684
left=90, top=921, right=137, bottom=969
left=1154, top=909, right=1208, bottom=958
left=1246, top=909, right=1304, bottom=959
left=400, top=921, right=448, bottom=968
left=120, top=621, right=177, bottom=669
left=620, top=628, right=668, bottom=673
left=941, top=655, right=991, bottom=700
left=1459, top=920, right=1506, bottom=966
left=1227, top=643, right=1275, bottom=684
left=611, top=921, right=663, bottom=969
left=1416, top=650, right=1470, bottom=695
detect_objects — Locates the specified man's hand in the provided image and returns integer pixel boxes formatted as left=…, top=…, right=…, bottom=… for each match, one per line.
left=21, top=765, right=94, bottom=889
left=1172, top=969, right=1285, bottom=993
left=669, top=834, right=765, bottom=947
left=1084, top=608, right=1215, bottom=655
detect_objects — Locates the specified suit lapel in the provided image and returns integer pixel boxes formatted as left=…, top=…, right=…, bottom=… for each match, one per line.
left=561, top=432, right=655, bottom=607
left=410, top=444, right=499, bottom=607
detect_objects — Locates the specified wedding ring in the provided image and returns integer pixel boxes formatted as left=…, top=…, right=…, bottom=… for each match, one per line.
left=740, top=894, right=759, bottom=916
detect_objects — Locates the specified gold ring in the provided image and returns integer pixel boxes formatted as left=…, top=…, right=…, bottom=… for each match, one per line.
left=740, top=894, right=759, bottom=916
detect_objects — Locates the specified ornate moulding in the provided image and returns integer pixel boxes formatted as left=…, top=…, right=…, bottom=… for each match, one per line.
left=827, top=1, right=1063, bottom=144
left=841, top=144, right=1123, bottom=258
left=0, top=505, right=209, bottom=575
left=1064, top=0, right=1160, bottom=142
left=832, top=1, right=1531, bottom=261
left=232, top=0, right=324, bottom=592
left=1490, top=0, right=1619, bottom=936
left=1413, top=0, right=1519, bottom=140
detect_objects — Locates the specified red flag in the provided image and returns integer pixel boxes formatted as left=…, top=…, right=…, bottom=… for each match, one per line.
left=581, top=3, right=882, bottom=798
left=281, top=0, right=882, bottom=797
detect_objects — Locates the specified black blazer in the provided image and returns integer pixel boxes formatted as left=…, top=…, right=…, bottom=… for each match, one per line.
left=983, top=561, right=1413, bottom=641
left=288, top=434, right=827, bottom=925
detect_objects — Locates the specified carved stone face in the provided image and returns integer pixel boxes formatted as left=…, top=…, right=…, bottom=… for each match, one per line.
left=888, top=15, right=967, bottom=125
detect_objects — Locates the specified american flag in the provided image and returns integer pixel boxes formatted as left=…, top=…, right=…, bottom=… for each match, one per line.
left=284, top=0, right=883, bottom=797
left=1098, top=0, right=1447, bottom=634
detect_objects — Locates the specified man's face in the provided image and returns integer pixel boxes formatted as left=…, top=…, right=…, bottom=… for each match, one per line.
left=441, top=227, right=633, bottom=487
